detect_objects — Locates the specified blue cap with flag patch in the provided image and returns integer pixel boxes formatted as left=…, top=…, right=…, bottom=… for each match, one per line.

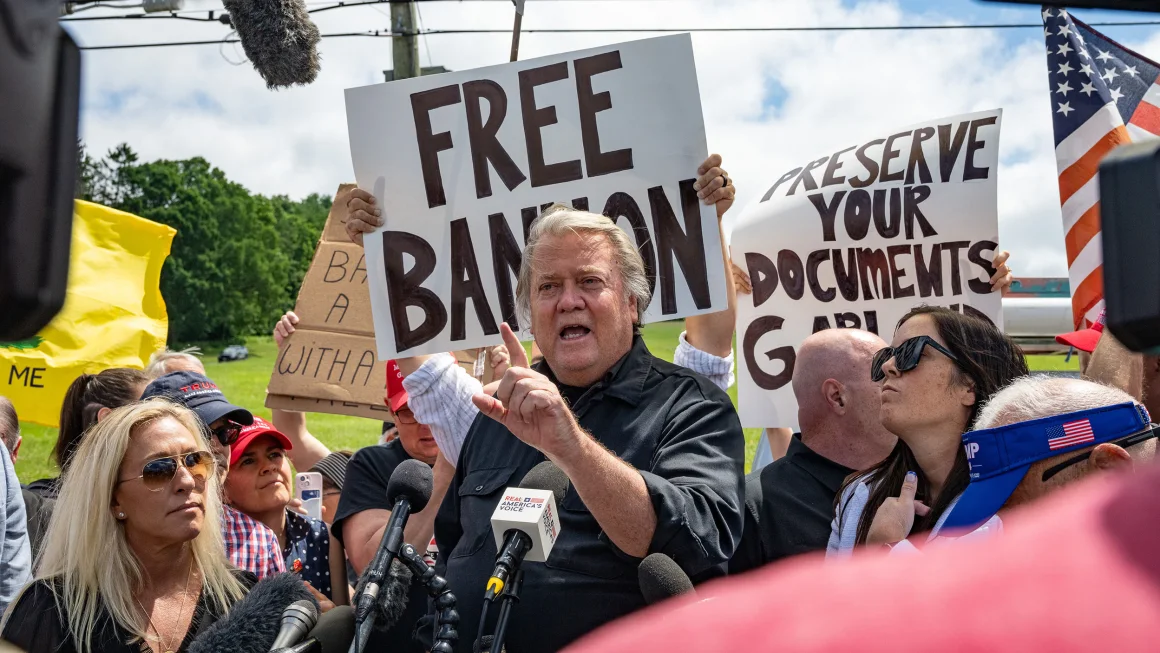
left=942, top=401, right=1151, bottom=532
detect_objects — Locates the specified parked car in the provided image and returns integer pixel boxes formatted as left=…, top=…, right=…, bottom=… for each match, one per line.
left=218, top=345, right=249, bottom=363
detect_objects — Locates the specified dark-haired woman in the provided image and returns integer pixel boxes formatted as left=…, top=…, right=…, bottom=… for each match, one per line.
left=26, top=368, right=150, bottom=499
left=827, top=306, right=1028, bottom=555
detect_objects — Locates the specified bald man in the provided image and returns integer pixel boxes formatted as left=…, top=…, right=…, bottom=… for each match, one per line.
left=729, top=329, right=897, bottom=573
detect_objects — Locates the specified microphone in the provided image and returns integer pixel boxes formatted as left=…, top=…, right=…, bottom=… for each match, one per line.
left=351, top=459, right=433, bottom=652
left=269, top=600, right=320, bottom=651
left=638, top=553, right=695, bottom=605
left=189, top=573, right=318, bottom=653
left=485, top=461, right=567, bottom=601
left=222, top=0, right=321, bottom=88
left=274, top=605, right=355, bottom=653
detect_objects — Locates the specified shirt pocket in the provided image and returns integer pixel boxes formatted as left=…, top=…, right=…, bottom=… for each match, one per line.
left=450, top=467, right=516, bottom=560
left=542, top=488, right=628, bottom=580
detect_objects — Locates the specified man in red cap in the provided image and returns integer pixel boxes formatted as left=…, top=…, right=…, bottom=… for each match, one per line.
left=1055, top=308, right=1106, bottom=373
left=330, top=360, right=452, bottom=652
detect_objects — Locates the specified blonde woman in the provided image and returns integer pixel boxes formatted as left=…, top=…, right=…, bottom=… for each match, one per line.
left=1, top=401, right=250, bottom=653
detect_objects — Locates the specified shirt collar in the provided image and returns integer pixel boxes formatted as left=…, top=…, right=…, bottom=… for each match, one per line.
left=536, top=335, right=652, bottom=407
left=785, top=435, right=855, bottom=491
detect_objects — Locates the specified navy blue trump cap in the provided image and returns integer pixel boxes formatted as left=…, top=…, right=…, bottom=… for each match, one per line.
left=942, top=401, right=1152, bottom=532
left=142, top=371, right=254, bottom=428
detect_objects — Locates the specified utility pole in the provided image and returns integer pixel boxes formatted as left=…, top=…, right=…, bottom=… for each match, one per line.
left=391, top=1, right=421, bottom=80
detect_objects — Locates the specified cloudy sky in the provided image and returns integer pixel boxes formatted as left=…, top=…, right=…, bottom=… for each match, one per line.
left=64, top=0, right=1160, bottom=277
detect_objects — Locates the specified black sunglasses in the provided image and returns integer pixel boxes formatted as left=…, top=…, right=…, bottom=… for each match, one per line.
left=117, top=450, right=215, bottom=492
left=1041, top=425, right=1160, bottom=482
left=871, top=335, right=960, bottom=382
left=212, top=419, right=244, bottom=446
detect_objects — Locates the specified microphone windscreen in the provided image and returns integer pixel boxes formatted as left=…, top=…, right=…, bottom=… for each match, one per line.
left=306, top=605, right=356, bottom=653
left=222, top=0, right=321, bottom=89
left=375, top=558, right=414, bottom=632
left=638, top=554, right=695, bottom=606
left=189, top=572, right=317, bottom=653
left=386, top=459, right=435, bottom=512
left=519, top=461, right=569, bottom=498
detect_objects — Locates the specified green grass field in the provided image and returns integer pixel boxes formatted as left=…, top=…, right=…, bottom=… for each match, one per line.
left=13, top=321, right=1079, bottom=483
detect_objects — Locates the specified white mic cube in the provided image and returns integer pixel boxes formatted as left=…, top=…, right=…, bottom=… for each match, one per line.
left=490, top=488, right=561, bottom=562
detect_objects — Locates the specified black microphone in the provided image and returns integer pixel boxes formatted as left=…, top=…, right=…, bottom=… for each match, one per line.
left=269, top=600, right=319, bottom=650
left=189, top=573, right=318, bottom=653
left=222, top=0, right=321, bottom=88
left=638, top=553, right=695, bottom=605
left=275, top=605, right=355, bottom=653
left=485, top=461, right=569, bottom=601
left=351, top=459, right=433, bottom=652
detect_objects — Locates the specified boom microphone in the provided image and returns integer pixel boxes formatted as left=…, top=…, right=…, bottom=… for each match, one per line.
left=485, top=461, right=567, bottom=600
left=274, top=605, right=355, bottom=653
left=270, top=600, right=320, bottom=650
left=351, top=459, right=433, bottom=652
left=222, top=0, right=321, bottom=88
left=638, top=554, right=695, bottom=605
left=189, top=573, right=318, bottom=653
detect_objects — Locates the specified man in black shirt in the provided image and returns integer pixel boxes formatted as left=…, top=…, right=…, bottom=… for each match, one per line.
left=331, top=360, right=452, bottom=652
left=729, top=328, right=898, bottom=573
left=435, top=198, right=745, bottom=653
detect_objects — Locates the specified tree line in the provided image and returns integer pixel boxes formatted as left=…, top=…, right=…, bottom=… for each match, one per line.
left=78, top=144, right=330, bottom=344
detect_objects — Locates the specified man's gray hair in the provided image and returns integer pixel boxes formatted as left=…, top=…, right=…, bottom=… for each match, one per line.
left=146, top=346, right=205, bottom=378
left=0, top=396, right=18, bottom=455
left=973, top=375, right=1137, bottom=430
left=515, top=205, right=652, bottom=327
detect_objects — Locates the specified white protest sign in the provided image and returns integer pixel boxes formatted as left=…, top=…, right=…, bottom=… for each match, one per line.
left=732, top=109, right=1004, bottom=429
left=345, top=34, right=728, bottom=359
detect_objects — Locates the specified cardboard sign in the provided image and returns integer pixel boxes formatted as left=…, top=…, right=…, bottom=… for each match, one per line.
left=345, top=33, right=728, bottom=358
left=265, top=185, right=493, bottom=419
left=732, top=109, right=1005, bottom=428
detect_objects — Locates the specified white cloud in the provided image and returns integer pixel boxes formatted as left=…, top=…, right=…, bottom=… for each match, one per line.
left=67, top=0, right=1160, bottom=278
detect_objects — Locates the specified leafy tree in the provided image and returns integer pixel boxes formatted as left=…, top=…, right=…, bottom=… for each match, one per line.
left=77, top=144, right=330, bottom=344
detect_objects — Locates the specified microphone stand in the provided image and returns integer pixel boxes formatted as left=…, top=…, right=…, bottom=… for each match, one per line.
left=396, top=543, right=460, bottom=653
left=487, top=568, right=524, bottom=653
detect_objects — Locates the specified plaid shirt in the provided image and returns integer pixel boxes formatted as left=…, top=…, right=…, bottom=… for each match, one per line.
left=222, top=505, right=286, bottom=578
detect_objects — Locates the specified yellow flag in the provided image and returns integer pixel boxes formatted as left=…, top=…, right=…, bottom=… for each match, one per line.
left=0, top=201, right=176, bottom=426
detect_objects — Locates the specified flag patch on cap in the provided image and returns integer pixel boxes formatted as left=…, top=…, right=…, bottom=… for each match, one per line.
left=1047, top=418, right=1095, bottom=450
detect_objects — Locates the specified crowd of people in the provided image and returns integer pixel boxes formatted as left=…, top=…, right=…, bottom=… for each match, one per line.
left=0, top=154, right=1154, bottom=653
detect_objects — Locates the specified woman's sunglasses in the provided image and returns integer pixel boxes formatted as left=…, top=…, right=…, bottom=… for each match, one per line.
left=118, top=450, right=215, bottom=491
left=871, top=335, right=960, bottom=382
left=212, top=420, right=244, bottom=446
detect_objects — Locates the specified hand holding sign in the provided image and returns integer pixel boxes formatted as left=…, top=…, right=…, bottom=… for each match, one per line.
left=472, top=323, right=586, bottom=463
left=694, top=153, right=736, bottom=218
left=344, top=187, right=383, bottom=246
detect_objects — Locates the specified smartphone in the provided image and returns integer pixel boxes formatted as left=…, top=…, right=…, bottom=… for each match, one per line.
left=296, top=472, right=323, bottom=521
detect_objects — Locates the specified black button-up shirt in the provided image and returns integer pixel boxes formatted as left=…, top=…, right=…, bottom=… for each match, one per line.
left=729, top=435, right=855, bottom=574
left=433, top=336, right=744, bottom=653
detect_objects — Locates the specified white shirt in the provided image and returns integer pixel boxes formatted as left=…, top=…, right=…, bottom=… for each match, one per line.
left=403, top=332, right=735, bottom=468
left=825, top=477, right=1002, bottom=558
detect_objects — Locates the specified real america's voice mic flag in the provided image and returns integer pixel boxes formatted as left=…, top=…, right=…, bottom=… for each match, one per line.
left=1040, top=6, right=1160, bottom=330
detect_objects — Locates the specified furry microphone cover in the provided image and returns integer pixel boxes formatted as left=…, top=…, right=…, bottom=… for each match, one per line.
left=223, top=0, right=321, bottom=88
left=189, top=573, right=318, bottom=653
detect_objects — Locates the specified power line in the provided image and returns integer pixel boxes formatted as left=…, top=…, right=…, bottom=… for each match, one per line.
left=75, top=20, right=1160, bottom=50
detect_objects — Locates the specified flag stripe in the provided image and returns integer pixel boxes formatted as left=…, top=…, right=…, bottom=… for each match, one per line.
left=1129, top=100, right=1160, bottom=134
left=1068, top=232, right=1102, bottom=284
left=1126, top=122, right=1159, bottom=142
left=1058, top=126, right=1131, bottom=205
left=1070, top=266, right=1104, bottom=329
left=1065, top=202, right=1101, bottom=260
left=1061, top=174, right=1100, bottom=235
left=1055, top=103, right=1124, bottom=172
left=1144, top=81, right=1160, bottom=107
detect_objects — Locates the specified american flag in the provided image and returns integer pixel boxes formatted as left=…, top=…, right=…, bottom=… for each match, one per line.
left=1041, top=6, right=1160, bottom=329
left=1047, top=418, right=1096, bottom=450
